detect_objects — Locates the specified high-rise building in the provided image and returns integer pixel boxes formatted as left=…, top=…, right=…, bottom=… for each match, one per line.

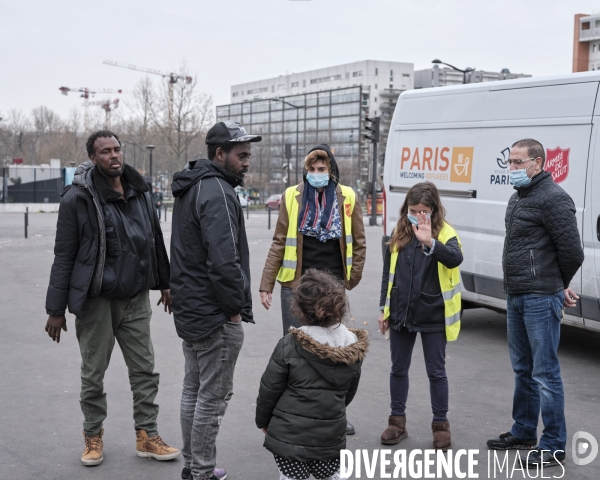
left=414, top=66, right=530, bottom=89
left=218, top=61, right=414, bottom=197
left=573, top=13, right=600, bottom=72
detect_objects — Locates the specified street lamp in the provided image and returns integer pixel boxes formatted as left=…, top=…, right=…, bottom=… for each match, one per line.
left=432, top=59, right=475, bottom=85
left=269, top=98, right=305, bottom=185
left=146, top=145, right=155, bottom=185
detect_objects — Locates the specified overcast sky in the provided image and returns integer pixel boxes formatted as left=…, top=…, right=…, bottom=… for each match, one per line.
left=2, top=0, right=600, bottom=120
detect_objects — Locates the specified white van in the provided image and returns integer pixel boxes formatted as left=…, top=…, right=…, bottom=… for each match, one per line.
left=382, top=71, right=600, bottom=330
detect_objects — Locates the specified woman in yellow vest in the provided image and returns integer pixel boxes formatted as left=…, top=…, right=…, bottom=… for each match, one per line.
left=378, top=181, right=463, bottom=451
left=259, top=144, right=367, bottom=435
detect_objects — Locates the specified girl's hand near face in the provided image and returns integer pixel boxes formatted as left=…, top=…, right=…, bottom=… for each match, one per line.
left=412, top=212, right=433, bottom=248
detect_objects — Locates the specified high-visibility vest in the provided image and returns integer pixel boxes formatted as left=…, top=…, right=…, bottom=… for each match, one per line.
left=383, top=222, right=462, bottom=341
left=276, top=184, right=356, bottom=283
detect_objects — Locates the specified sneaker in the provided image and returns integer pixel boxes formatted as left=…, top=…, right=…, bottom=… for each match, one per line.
left=81, top=428, right=104, bottom=466
left=181, top=466, right=227, bottom=479
left=135, top=429, right=180, bottom=460
left=521, top=449, right=566, bottom=468
left=487, top=432, right=537, bottom=450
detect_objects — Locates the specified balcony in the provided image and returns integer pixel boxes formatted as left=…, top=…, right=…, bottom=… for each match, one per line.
left=580, top=26, right=600, bottom=41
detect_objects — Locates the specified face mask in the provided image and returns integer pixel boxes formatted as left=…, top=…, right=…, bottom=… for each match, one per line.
left=510, top=162, right=534, bottom=188
left=407, top=213, right=431, bottom=226
left=306, top=173, right=329, bottom=188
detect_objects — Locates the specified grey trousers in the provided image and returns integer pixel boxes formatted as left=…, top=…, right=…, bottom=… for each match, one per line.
left=281, top=286, right=302, bottom=337
left=180, top=322, right=244, bottom=480
left=75, top=290, right=160, bottom=436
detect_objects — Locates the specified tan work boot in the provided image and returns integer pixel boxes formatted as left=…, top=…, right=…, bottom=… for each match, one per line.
left=432, top=420, right=451, bottom=451
left=380, top=415, right=408, bottom=445
left=136, top=429, right=180, bottom=460
left=81, top=429, right=104, bottom=466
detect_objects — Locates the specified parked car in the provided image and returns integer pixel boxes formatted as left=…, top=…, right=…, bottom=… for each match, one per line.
left=238, top=195, right=248, bottom=207
left=266, top=194, right=282, bottom=210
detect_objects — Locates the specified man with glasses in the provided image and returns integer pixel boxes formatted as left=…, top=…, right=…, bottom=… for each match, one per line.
left=486, top=139, right=584, bottom=469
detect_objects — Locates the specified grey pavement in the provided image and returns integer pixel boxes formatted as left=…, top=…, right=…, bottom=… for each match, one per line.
left=1, top=211, right=599, bottom=479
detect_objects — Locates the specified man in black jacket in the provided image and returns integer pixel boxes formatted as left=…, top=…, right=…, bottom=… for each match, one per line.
left=487, top=139, right=584, bottom=469
left=44, top=130, right=179, bottom=467
left=170, top=120, right=261, bottom=480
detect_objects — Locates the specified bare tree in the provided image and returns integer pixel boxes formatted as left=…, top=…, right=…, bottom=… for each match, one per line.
left=151, top=64, right=213, bottom=170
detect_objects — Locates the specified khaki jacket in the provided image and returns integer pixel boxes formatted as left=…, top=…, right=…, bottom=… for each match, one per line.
left=259, top=182, right=367, bottom=292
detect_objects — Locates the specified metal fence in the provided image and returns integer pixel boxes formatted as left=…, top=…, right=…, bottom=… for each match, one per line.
left=1, top=167, right=65, bottom=203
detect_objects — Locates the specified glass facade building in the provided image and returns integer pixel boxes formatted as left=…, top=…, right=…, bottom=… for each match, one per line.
left=216, top=86, right=369, bottom=198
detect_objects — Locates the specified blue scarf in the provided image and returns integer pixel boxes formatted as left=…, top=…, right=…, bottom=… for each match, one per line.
left=298, top=182, right=342, bottom=242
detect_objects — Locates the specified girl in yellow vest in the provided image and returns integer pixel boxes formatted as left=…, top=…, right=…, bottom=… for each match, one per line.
left=378, top=181, right=463, bottom=451
left=259, top=144, right=367, bottom=436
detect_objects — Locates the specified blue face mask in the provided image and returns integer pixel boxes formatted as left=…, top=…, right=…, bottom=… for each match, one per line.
left=510, top=163, right=534, bottom=188
left=306, top=173, right=329, bottom=188
left=407, top=213, right=431, bottom=226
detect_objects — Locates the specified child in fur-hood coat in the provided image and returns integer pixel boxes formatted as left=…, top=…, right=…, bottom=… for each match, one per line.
left=256, top=270, right=368, bottom=480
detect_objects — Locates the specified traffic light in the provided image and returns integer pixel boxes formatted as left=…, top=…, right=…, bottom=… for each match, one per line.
left=364, top=116, right=380, bottom=143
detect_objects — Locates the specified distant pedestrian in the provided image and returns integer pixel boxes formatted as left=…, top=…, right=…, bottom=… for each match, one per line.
left=486, top=139, right=584, bottom=470
left=44, top=130, right=179, bottom=467
left=152, top=186, right=164, bottom=221
left=170, top=120, right=261, bottom=480
left=378, top=181, right=463, bottom=450
left=259, top=144, right=366, bottom=436
left=256, top=269, right=368, bottom=480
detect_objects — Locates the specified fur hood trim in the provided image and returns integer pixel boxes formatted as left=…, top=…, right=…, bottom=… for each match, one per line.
left=290, top=327, right=368, bottom=365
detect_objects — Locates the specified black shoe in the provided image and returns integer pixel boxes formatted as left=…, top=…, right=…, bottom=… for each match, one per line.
left=521, top=449, right=565, bottom=468
left=487, top=432, right=537, bottom=450
left=346, top=421, right=355, bottom=436
left=182, top=467, right=191, bottom=479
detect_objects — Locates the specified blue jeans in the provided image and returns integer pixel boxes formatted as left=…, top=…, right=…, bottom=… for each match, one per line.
left=507, top=292, right=566, bottom=452
left=281, top=286, right=302, bottom=337
left=389, top=327, right=448, bottom=421
left=180, top=322, right=244, bottom=480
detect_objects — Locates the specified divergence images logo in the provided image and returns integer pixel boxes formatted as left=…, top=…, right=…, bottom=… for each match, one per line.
left=573, top=431, right=599, bottom=466
left=400, top=147, right=474, bottom=183
left=545, top=147, right=570, bottom=183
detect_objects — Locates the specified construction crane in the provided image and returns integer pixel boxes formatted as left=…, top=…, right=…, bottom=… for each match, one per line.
left=85, top=98, right=120, bottom=129
left=102, top=60, right=193, bottom=122
left=59, top=86, right=130, bottom=129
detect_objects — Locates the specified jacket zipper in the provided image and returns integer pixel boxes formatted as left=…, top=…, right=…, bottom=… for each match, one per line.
left=529, top=250, right=536, bottom=278
left=399, top=244, right=417, bottom=328
left=503, top=195, right=520, bottom=292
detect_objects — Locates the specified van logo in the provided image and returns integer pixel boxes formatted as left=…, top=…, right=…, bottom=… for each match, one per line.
left=497, top=147, right=510, bottom=169
left=399, top=146, right=474, bottom=183
left=545, top=147, right=570, bottom=184
left=450, top=147, right=474, bottom=183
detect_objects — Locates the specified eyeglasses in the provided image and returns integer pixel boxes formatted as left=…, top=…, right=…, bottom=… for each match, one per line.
left=506, top=157, right=538, bottom=166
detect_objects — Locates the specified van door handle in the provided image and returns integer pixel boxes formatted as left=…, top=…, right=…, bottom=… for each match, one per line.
left=597, top=215, right=600, bottom=241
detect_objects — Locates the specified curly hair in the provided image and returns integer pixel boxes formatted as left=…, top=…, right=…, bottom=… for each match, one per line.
left=86, top=130, right=121, bottom=157
left=290, top=269, right=347, bottom=327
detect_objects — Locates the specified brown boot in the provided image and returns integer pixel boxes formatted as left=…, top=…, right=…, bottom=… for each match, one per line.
left=81, top=428, right=104, bottom=466
left=380, top=415, right=408, bottom=445
left=432, top=420, right=451, bottom=450
left=136, top=429, right=180, bottom=461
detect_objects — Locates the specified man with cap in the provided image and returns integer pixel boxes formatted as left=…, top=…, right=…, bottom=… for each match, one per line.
left=169, top=120, right=261, bottom=480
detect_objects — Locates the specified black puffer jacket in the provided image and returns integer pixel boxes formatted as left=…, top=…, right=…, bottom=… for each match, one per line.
left=503, top=171, right=584, bottom=294
left=170, top=159, right=253, bottom=342
left=45, top=162, right=169, bottom=318
left=256, top=328, right=368, bottom=462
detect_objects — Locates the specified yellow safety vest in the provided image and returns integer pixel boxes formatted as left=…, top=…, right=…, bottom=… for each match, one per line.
left=277, top=184, right=356, bottom=283
left=383, top=222, right=462, bottom=341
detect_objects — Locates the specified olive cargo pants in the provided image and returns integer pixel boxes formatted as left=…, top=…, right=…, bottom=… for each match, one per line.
left=75, top=291, right=160, bottom=436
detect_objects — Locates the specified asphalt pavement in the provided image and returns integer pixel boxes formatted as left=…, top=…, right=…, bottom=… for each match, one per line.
left=1, top=211, right=599, bottom=480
